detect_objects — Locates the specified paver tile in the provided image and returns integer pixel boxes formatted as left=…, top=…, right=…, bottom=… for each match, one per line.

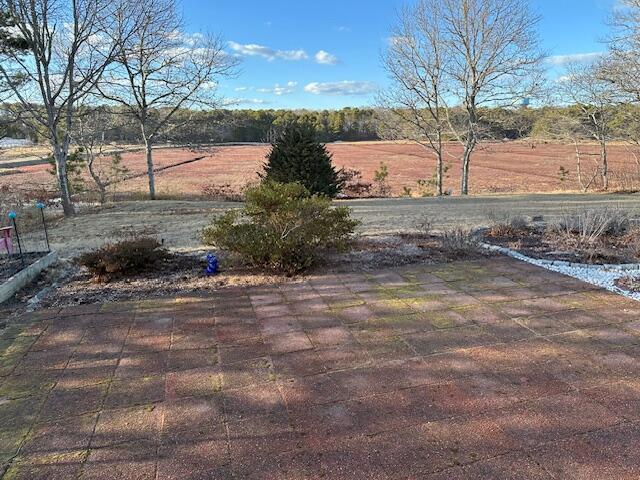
left=92, top=404, right=162, bottom=447
left=105, top=375, right=166, bottom=409
left=40, top=384, right=107, bottom=421
left=162, top=396, right=224, bottom=442
left=22, top=413, right=97, bottom=454
left=165, top=367, right=221, bottom=399
left=82, top=441, right=157, bottom=480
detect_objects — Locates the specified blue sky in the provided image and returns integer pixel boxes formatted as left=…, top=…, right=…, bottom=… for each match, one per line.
left=181, top=0, right=618, bottom=110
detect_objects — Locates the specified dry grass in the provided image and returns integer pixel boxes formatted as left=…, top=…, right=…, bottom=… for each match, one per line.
left=486, top=213, right=529, bottom=237
left=439, top=227, right=481, bottom=256
left=547, top=208, right=631, bottom=248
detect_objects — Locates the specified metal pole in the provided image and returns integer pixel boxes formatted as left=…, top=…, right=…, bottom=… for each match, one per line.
left=8, top=212, right=24, bottom=268
left=37, top=203, right=50, bottom=252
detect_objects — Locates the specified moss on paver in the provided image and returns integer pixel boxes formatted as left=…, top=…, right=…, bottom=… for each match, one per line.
left=3, top=450, right=87, bottom=479
left=327, top=298, right=366, bottom=310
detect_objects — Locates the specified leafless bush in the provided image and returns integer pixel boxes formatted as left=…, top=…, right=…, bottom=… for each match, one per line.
left=415, top=215, right=436, bottom=237
left=623, top=227, right=640, bottom=259
left=200, top=184, right=245, bottom=202
left=548, top=208, right=630, bottom=247
left=486, top=212, right=529, bottom=237
left=339, top=168, right=372, bottom=198
left=440, top=227, right=481, bottom=255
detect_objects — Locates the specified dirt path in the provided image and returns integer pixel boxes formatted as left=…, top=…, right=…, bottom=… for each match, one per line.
left=44, top=193, right=640, bottom=258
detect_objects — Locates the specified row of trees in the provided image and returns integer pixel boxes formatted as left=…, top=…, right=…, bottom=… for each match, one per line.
left=379, top=0, right=640, bottom=196
left=9, top=103, right=640, bottom=146
left=0, top=106, right=382, bottom=144
left=0, top=0, right=237, bottom=215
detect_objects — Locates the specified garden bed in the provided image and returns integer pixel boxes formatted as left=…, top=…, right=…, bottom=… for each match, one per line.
left=0, top=251, right=58, bottom=304
left=0, top=253, right=48, bottom=283
left=482, top=225, right=640, bottom=265
left=21, top=233, right=490, bottom=310
left=615, top=275, right=640, bottom=294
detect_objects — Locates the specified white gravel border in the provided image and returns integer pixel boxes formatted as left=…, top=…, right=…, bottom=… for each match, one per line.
left=482, top=243, right=640, bottom=302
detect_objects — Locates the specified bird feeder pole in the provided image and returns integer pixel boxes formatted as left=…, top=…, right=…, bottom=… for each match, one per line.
left=36, top=202, right=50, bottom=252
left=8, top=212, right=25, bottom=268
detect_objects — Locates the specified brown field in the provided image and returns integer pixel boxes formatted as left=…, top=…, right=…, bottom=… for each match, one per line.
left=3, top=141, right=640, bottom=199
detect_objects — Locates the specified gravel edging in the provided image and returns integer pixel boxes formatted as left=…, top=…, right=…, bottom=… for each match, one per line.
left=481, top=242, right=640, bottom=302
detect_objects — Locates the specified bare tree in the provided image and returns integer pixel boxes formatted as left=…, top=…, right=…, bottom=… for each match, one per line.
left=556, top=61, right=617, bottom=190
left=0, top=0, right=132, bottom=215
left=379, top=0, right=448, bottom=196
left=97, top=0, right=238, bottom=200
left=440, top=0, right=545, bottom=195
left=604, top=0, right=640, bottom=102
left=72, top=106, right=129, bottom=203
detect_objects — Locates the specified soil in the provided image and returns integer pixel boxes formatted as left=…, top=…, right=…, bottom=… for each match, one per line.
left=483, top=225, right=640, bottom=265
left=615, top=276, right=640, bottom=293
left=0, top=253, right=47, bottom=282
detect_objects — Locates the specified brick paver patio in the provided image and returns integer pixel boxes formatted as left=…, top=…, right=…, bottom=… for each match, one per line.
left=1, top=257, right=640, bottom=479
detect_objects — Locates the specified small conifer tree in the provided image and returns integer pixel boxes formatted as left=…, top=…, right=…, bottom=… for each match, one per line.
left=261, top=123, right=343, bottom=197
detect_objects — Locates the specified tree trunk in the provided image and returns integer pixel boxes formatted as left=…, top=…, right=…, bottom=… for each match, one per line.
left=460, top=141, right=474, bottom=195
left=436, top=131, right=443, bottom=197
left=145, top=141, right=156, bottom=200
left=87, top=155, right=107, bottom=204
left=436, top=152, right=443, bottom=197
left=574, top=139, right=586, bottom=192
left=52, top=147, right=75, bottom=216
left=601, top=141, right=608, bottom=191
left=460, top=107, right=477, bottom=196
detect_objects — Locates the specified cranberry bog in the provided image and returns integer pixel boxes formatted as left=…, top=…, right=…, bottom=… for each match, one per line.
left=4, top=141, right=640, bottom=199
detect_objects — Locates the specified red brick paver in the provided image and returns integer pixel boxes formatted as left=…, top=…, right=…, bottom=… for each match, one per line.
left=1, top=257, right=640, bottom=479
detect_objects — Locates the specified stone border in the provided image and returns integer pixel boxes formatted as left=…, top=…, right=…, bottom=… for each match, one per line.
left=481, top=242, right=640, bottom=302
left=0, top=252, right=58, bottom=304
left=481, top=243, right=640, bottom=271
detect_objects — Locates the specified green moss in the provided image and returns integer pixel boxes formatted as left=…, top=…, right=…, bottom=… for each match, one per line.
left=429, top=313, right=457, bottom=329
left=0, top=375, right=55, bottom=399
left=0, top=336, right=35, bottom=359
left=328, top=299, right=365, bottom=310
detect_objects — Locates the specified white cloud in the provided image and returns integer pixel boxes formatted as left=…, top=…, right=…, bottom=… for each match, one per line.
left=335, top=26, right=351, bottom=33
left=228, top=41, right=308, bottom=61
left=546, top=52, right=604, bottom=66
left=256, top=81, right=298, bottom=96
left=304, top=81, right=377, bottom=96
left=315, top=50, right=340, bottom=65
left=225, top=97, right=271, bottom=106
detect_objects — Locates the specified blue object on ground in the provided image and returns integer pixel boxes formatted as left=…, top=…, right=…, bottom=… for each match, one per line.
left=205, top=253, right=219, bottom=275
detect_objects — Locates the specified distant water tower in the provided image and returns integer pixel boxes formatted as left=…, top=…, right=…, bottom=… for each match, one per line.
left=520, top=97, right=531, bottom=108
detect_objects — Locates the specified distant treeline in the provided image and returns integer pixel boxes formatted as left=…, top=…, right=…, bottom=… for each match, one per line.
left=3, top=104, right=640, bottom=145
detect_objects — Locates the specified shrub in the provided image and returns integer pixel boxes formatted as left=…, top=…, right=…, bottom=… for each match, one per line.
left=415, top=215, right=435, bottom=237
left=486, top=213, right=529, bottom=237
left=200, top=183, right=245, bottom=202
left=548, top=208, right=630, bottom=247
left=202, top=182, right=359, bottom=274
left=261, top=123, right=343, bottom=197
left=373, top=161, right=391, bottom=196
left=77, top=237, right=168, bottom=282
left=440, top=227, right=481, bottom=255
left=339, top=168, right=372, bottom=198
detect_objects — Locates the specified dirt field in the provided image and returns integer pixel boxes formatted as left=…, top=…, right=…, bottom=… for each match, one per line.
left=3, top=141, right=640, bottom=198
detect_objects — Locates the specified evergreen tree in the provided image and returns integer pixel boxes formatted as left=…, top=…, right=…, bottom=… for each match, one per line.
left=261, top=123, right=343, bottom=197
